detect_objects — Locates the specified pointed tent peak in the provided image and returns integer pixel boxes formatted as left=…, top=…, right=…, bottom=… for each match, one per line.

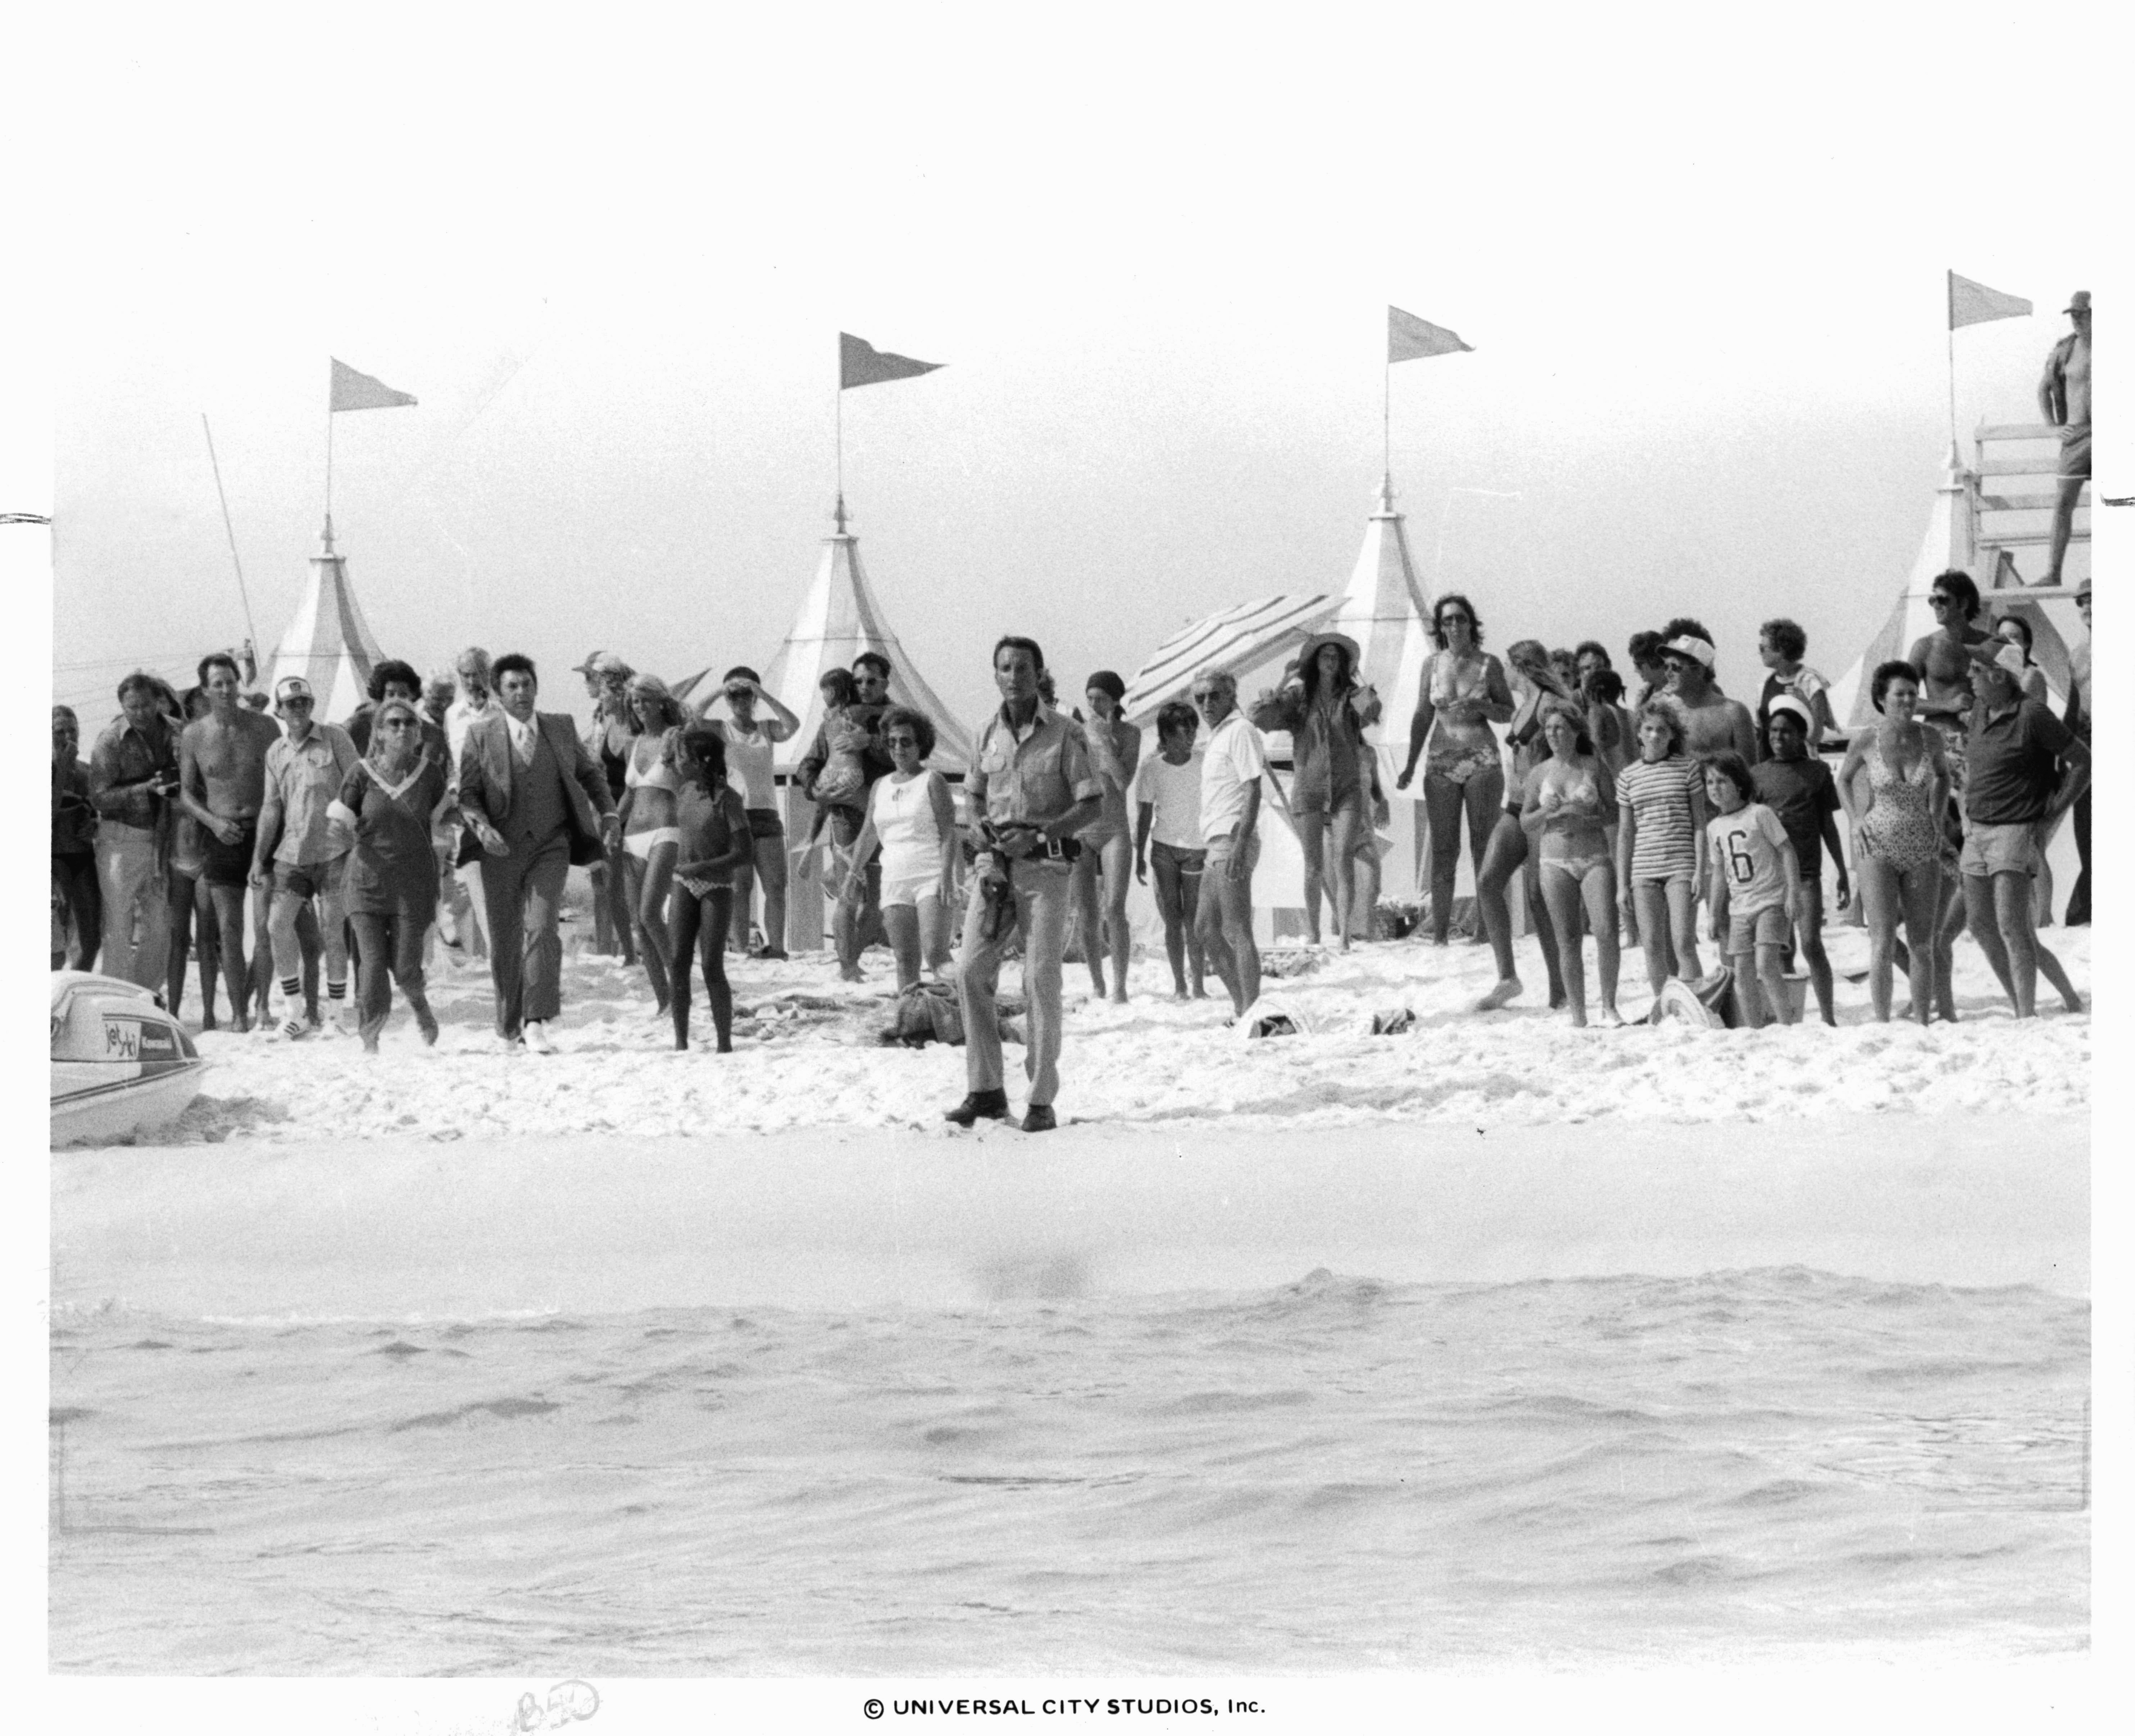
left=1373, top=473, right=1399, bottom=516
left=756, top=518, right=974, bottom=775
left=317, top=515, right=338, bottom=556
left=271, top=521, right=385, bottom=727
left=831, top=494, right=850, bottom=536
left=1936, top=442, right=1970, bottom=492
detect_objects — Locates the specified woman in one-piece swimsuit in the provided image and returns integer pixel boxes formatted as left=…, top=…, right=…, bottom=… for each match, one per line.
left=618, top=674, right=687, bottom=1015
left=1839, top=660, right=1950, bottom=1024
left=1395, top=593, right=1514, bottom=947
left=1465, top=640, right=1573, bottom=1011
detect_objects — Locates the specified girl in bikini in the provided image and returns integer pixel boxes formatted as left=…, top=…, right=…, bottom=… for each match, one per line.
left=1071, top=671, right=1142, bottom=996
left=1522, top=699, right=1623, bottom=1027
left=1837, top=660, right=1949, bottom=1024
left=1468, top=640, right=1574, bottom=1011
left=1396, top=594, right=1514, bottom=947
left=667, top=725, right=754, bottom=1053
left=617, top=674, right=688, bottom=1017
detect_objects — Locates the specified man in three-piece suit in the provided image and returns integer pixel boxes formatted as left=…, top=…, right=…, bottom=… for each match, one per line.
left=457, top=652, right=619, bottom=1052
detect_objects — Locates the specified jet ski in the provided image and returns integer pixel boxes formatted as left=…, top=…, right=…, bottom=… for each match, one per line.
left=50, top=971, right=210, bottom=1147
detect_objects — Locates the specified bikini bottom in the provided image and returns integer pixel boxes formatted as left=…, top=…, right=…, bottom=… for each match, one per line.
left=626, top=828, right=679, bottom=862
left=1427, top=744, right=1501, bottom=785
left=1539, top=851, right=1612, bottom=888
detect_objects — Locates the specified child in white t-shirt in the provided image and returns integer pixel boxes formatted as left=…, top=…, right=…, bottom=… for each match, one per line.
left=1132, top=700, right=1207, bottom=1000
left=1702, top=750, right=1801, bottom=1028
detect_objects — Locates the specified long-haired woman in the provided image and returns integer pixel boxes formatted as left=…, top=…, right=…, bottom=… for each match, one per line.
left=1469, top=639, right=1574, bottom=1010
left=617, top=673, right=688, bottom=1015
left=1395, top=594, right=1514, bottom=946
left=1521, top=698, right=1623, bottom=1026
left=1249, top=633, right=1377, bottom=949
left=1837, top=660, right=1949, bottom=1024
left=1071, top=670, right=1142, bottom=998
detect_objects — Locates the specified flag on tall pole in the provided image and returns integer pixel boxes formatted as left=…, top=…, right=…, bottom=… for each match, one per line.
left=1387, top=306, right=1474, bottom=362
left=324, top=358, right=417, bottom=526
left=839, top=333, right=945, bottom=390
left=835, top=334, right=946, bottom=530
left=1947, top=272, right=2032, bottom=330
left=1383, top=306, right=1474, bottom=488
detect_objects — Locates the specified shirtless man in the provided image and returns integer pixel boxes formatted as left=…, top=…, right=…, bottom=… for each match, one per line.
left=1661, top=633, right=1758, bottom=761
left=177, top=652, right=282, bottom=1030
left=2038, top=291, right=2090, bottom=589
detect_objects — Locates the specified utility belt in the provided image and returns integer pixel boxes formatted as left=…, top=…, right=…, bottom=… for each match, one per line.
left=978, top=821, right=1081, bottom=867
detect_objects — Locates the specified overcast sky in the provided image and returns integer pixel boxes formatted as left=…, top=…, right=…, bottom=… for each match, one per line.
left=33, top=6, right=2118, bottom=738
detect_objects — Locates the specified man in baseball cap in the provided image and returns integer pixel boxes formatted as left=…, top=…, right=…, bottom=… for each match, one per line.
left=1750, top=692, right=1846, bottom=1025
left=1660, top=629, right=1759, bottom=761
left=1957, top=643, right=2088, bottom=1018
left=251, top=672, right=360, bottom=1038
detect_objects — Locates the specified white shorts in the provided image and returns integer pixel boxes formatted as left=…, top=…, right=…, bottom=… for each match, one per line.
left=880, top=872, right=942, bottom=912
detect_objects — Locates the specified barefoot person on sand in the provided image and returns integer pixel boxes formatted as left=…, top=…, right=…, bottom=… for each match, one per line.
left=1133, top=700, right=1209, bottom=1001
left=1194, top=668, right=1268, bottom=1018
left=1956, top=646, right=2088, bottom=1020
left=840, top=707, right=957, bottom=994
left=251, top=677, right=360, bottom=1039
left=177, top=652, right=282, bottom=1031
left=330, top=698, right=450, bottom=1053
left=617, top=674, right=689, bottom=1017
left=945, top=636, right=1101, bottom=1134
left=1522, top=699, right=1623, bottom=1028
left=1071, top=670, right=1141, bottom=1000
left=667, top=725, right=754, bottom=1054
left=703, top=666, right=800, bottom=959
left=1702, top=751, right=1801, bottom=1030
left=1837, top=661, right=1948, bottom=1025
left=1469, top=640, right=1571, bottom=1011
left=1250, top=634, right=1375, bottom=951
left=1615, top=700, right=1706, bottom=998
left=1396, top=594, right=1513, bottom=947
left=1752, top=696, right=1848, bottom=1025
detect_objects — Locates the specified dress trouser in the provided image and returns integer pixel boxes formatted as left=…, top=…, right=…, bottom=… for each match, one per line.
left=478, top=832, right=570, bottom=1037
left=954, top=857, right=1071, bottom=1106
left=95, top=822, right=168, bottom=991
left=349, top=899, right=436, bottom=1042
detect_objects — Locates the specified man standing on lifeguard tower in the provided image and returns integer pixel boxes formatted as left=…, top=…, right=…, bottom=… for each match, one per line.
left=2038, top=290, right=2090, bottom=589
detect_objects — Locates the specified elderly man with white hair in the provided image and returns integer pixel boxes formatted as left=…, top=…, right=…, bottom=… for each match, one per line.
left=1958, top=642, right=2089, bottom=1019
left=1191, top=667, right=1269, bottom=1018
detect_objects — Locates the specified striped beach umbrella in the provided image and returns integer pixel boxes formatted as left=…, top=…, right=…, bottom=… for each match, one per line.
left=1120, top=592, right=1340, bottom=727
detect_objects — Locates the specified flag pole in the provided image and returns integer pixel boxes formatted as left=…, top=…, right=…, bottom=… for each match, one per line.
left=1382, top=354, right=1391, bottom=491
left=835, top=368, right=845, bottom=532
left=201, top=414, right=261, bottom=657
left=325, top=406, right=335, bottom=527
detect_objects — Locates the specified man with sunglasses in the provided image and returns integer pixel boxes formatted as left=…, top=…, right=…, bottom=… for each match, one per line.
left=1659, top=633, right=1758, bottom=762
left=944, top=636, right=1100, bottom=1133
left=251, top=676, right=360, bottom=1039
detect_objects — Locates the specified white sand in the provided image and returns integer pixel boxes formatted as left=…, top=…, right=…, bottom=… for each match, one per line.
left=159, top=919, right=2090, bottom=1146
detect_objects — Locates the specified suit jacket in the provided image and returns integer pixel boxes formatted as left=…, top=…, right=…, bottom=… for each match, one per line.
left=458, top=709, right=615, bottom=862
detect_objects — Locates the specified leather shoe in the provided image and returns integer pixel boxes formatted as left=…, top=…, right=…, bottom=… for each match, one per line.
left=1020, top=1103, right=1058, bottom=1133
left=944, top=1088, right=1010, bottom=1127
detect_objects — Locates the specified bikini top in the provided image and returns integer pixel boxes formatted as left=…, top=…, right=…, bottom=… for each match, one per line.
left=1429, top=652, right=1487, bottom=710
left=626, top=742, right=679, bottom=792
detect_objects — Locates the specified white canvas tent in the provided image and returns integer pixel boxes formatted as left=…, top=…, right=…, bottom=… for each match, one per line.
left=268, top=517, right=384, bottom=725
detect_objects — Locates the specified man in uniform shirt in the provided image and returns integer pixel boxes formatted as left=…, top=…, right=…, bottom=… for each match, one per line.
left=2038, top=290, right=2091, bottom=590
left=1959, top=645, right=2088, bottom=1020
left=945, top=636, right=1101, bottom=1133
left=87, top=671, right=182, bottom=989
left=251, top=676, right=360, bottom=1038
left=459, top=653, right=620, bottom=1052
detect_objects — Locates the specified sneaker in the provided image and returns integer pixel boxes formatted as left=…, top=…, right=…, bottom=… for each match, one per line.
left=1020, top=1103, right=1058, bottom=1133
left=944, top=1088, right=1011, bottom=1127
left=278, top=1015, right=309, bottom=1041
left=523, top=1020, right=556, bottom=1055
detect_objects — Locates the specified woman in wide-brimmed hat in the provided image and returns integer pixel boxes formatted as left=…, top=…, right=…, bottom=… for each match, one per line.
left=1249, top=631, right=1379, bottom=950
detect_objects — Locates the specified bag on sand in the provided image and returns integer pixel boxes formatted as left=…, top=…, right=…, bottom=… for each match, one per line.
left=879, top=980, right=966, bottom=1048
left=1650, top=968, right=1738, bottom=1029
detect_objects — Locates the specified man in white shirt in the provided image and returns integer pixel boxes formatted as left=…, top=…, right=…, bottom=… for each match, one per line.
left=442, top=646, right=496, bottom=959
left=1191, top=669, right=1266, bottom=1016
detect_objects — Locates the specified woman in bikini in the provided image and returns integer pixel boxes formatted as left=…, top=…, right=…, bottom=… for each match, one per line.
left=1837, top=660, right=1950, bottom=1024
left=1396, top=594, right=1513, bottom=946
left=1468, top=640, right=1574, bottom=1011
left=704, top=665, right=801, bottom=960
left=1070, top=670, right=1142, bottom=998
left=1522, top=699, right=1623, bottom=1027
left=616, top=674, right=688, bottom=1016
left=667, top=725, right=755, bottom=1053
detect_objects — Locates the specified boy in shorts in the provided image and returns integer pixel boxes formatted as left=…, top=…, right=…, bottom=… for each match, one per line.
left=1702, top=750, right=1801, bottom=1028
left=1132, top=700, right=1207, bottom=1000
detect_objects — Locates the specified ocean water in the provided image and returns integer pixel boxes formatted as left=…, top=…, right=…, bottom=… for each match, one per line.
left=48, top=1266, right=2086, bottom=1674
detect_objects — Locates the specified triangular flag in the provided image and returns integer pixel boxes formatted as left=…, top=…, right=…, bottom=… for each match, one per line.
left=1388, top=305, right=1473, bottom=363
left=840, top=332, right=945, bottom=391
left=329, top=358, right=418, bottom=413
left=1948, top=272, right=2032, bottom=330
